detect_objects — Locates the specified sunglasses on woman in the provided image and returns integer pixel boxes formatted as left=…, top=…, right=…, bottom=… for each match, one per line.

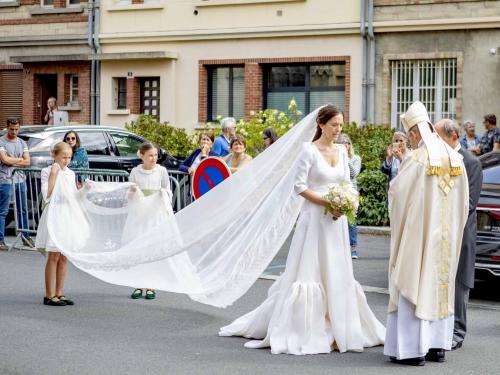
left=65, top=137, right=76, bottom=141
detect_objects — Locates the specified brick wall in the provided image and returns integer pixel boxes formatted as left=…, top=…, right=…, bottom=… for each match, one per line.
left=23, top=61, right=91, bottom=125
left=198, top=64, right=208, bottom=123
left=198, top=56, right=351, bottom=123
left=126, top=77, right=141, bottom=115
left=244, top=63, right=263, bottom=118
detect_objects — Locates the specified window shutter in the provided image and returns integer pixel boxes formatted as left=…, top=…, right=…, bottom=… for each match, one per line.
left=0, top=70, right=23, bottom=129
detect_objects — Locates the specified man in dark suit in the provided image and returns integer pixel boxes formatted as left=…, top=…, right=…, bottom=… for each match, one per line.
left=435, top=119, right=483, bottom=350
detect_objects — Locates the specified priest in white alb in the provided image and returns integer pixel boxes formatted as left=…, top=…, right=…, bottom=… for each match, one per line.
left=384, top=101, right=469, bottom=366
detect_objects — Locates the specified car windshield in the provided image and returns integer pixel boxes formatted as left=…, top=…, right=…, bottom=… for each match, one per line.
left=19, top=134, right=60, bottom=153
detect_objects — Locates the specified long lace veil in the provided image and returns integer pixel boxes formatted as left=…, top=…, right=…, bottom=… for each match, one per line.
left=47, top=108, right=320, bottom=307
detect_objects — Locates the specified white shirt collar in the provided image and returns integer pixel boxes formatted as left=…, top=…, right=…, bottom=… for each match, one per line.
left=454, top=143, right=461, bottom=152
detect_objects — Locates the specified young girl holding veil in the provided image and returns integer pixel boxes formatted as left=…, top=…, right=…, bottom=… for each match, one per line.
left=126, top=142, right=174, bottom=301
left=36, top=142, right=77, bottom=307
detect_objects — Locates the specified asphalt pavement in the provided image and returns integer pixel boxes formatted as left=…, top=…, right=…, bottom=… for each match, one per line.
left=0, top=234, right=498, bottom=375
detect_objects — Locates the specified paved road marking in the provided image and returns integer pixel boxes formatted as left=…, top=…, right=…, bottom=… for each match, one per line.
left=259, top=274, right=500, bottom=311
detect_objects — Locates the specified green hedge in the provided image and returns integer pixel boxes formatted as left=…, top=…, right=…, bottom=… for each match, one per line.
left=343, top=123, right=393, bottom=226
left=125, top=115, right=196, bottom=158
left=125, top=106, right=394, bottom=226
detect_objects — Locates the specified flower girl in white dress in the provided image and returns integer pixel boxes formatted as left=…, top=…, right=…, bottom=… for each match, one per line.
left=219, top=105, right=385, bottom=355
left=126, top=142, right=177, bottom=301
left=122, top=142, right=199, bottom=300
left=36, top=142, right=78, bottom=307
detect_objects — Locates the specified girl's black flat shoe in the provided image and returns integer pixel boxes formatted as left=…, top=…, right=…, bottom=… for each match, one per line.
left=131, top=289, right=143, bottom=299
left=145, top=289, right=156, bottom=300
left=44, top=297, right=66, bottom=306
left=57, top=295, right=74, bottom=306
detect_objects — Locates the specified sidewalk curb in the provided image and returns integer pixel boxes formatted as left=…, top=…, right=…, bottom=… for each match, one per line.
left=358, top=226, right=390, bottom=236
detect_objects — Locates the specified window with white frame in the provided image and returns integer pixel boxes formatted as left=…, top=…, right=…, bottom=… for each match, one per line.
left=42, top=0, right=54, bottom=6
left=69, top=75, right=79, bottom=105
left=207, top=66, right=245, bottom=121
left=390, top=59, right=457, bottom=129
left=112, top=77, right=127, bottom=110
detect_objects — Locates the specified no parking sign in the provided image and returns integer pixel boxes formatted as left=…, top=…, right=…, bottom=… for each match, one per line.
left=191, top=157, right=231, bottom=199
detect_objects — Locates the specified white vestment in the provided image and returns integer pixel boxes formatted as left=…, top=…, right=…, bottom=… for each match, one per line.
left=384, top=136, right=468, bottom=359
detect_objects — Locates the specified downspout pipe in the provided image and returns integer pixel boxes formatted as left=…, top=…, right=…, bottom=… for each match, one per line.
left=360, top=0, right=368, bottom=126
left=94, top=0, right=101, bottom=125
left=88, top=0, right=96, bottom=125
left=367, top=0, right=376, bottom=124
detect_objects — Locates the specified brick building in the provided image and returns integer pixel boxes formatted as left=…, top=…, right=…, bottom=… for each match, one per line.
left=0, top=0, right=91, bottom=127
left=98, top=0, right=362, bottom=129
left=373, top=0, right=500, bottom=131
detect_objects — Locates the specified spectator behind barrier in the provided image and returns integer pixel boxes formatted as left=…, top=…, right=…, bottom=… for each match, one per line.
left=64, top=130, right=89, bottom=186
left=0, top=117, right=33, bottom=250
left=476, top=113, right=500, bottom=155
left=179, top=132, right=216, bottom=176
left=223, top=135, right=253, bottom=174
left=212, top=117, right=236, bottom=157
left=336, top=134, right=362, bottom=259
left=380, top=131, right=410, bottom=205
left=262, top=128, right=279, bottom=150
left=459, top=120, right=482, bottom=155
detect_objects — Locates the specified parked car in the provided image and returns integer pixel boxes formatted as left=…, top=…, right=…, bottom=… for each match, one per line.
left=0, top=125, right=180, bottom=172
left=475, top=151, right=500, bottom=282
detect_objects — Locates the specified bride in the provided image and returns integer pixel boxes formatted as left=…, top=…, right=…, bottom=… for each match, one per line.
left=219, top=105, right=385, bottom=354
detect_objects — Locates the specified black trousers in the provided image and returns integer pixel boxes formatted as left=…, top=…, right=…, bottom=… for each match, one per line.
left=453, top=280, right=470, bottom=343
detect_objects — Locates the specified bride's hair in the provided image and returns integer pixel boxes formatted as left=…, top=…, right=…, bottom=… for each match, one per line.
left=312, top=104, right=343, bottom=141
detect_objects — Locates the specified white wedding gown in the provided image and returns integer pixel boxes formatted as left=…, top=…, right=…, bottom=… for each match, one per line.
left=219, top=143, right=385, bottom=355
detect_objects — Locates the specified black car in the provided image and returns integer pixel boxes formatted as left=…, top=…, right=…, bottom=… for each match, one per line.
left=1, top=125, right=180, bottom=172
left=475, top=151, right=500, bottom=281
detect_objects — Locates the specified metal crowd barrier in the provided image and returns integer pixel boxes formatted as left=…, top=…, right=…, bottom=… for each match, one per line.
left=7, top=167, right=191, bottom=252
left=168, top=170, right=194, bottom=211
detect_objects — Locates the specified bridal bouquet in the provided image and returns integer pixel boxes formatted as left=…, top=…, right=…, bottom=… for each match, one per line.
left=323, top=182, right=359, bottom=224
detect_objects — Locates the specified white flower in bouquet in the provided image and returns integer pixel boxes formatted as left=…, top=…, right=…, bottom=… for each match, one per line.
left=323, top=182, right=359, bottom=224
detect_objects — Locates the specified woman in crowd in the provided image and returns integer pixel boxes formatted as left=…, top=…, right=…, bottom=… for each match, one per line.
left=63, top=130, right=89, bottom=186
left=459, top=120, right=481, bottom=153
left=380, top=131, right=409, bottom=202
left=336, top=134, right=362, bottom=259
left=223, top=135, right=252, bottom=173
left=262, top=128, right=279, bottom=149
left=44, top=97, right=58, bottom=125
left=179, top=132, right=215, bottom=176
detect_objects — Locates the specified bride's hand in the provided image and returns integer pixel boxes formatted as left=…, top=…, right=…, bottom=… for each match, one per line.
left=329, top=208, right=342, bottom=220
